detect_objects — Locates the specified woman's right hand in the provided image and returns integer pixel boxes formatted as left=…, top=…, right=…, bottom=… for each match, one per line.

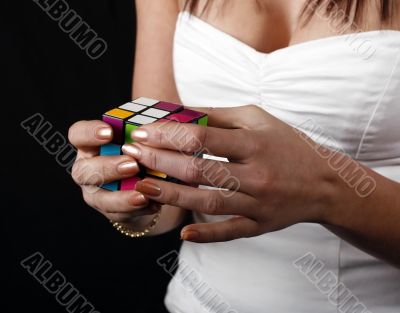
left=68, top=120, right=161, bottom=224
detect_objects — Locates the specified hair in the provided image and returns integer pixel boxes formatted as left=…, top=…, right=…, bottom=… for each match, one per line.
left=184, top=0, right=395, bottom=27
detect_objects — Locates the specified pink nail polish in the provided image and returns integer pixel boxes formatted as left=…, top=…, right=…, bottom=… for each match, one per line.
left=129, top=193, right=147, bottom=206
left=96, top=127, right=112, bottom=140
left=132, top=129, right=148, bottom=141
left=122, top=144, right=141, bottom=158
left=135, top=181, right=162, bottom=197
left=181, top=230, right=200, bottom=241
left=117, top=161, right=138, bottom=175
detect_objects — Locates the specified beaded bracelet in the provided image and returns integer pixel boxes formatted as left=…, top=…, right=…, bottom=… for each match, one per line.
left=110, top=212, right=161, bottom=238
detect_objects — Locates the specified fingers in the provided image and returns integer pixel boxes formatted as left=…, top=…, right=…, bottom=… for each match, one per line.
left=107, top=203, right=161, bottom=223
left=122, top=144, right=245, bottom=190
left=72, top=155, right=139, bottom=185
left=180, top=216, right=261, bottom=243
left=68, top=120, right=113, bottom=149
left=82, top=188, right=151, bottom=215
left=130, top=122, right=254, bottom=161
left=135, top=178, right=258, bottom=218
left=187, top=105, right=267, bottom=129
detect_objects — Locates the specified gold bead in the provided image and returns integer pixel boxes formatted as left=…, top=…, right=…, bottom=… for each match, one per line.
left=110, top=212, right=161, bottom=238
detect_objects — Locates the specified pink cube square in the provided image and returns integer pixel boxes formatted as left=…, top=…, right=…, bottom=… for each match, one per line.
left=120, top=176, right=142, bottom=191
left=166, top=113, right=194, bottom=123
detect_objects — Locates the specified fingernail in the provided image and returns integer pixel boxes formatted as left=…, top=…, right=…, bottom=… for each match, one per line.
left=117, top=161, right=138, bottom=175
left=122, top=144, right=141, bottom=158
left=132, top=129, right=148, bottom=141
left=129, top=193, right=147, bottom=206
left=135, top=181, right=162, bottom=197
left=181, top=229, right=200, bottom=241
left=96, top=127, right=112, bottom=140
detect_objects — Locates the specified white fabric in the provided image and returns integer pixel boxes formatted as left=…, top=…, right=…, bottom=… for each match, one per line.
left=165, top=11, right=400, bottom=313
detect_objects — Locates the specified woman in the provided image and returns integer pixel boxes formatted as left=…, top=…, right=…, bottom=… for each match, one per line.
left=68, top=0, right=400, bottom=312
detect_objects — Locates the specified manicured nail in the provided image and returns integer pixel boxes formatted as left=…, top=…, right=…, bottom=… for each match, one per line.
left=117, top=161, right=138, bottom=175
left=135, top=181, right=162, bottom=197
left=122, top=144, right=141, bottom=158
left=96, top=127, right=112, bottom=140
left=129, top=193, right=147, bottom=206
left=181, top=230, right=200, bottom=241
left=132, top=129, right=148, bottom=141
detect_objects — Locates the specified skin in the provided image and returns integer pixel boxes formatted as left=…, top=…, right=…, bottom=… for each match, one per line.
left=69, top=0, right=400, bottom=267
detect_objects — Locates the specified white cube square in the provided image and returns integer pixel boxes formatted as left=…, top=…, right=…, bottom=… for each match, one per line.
left=132, top=97, right=159, bottom=106
left=119, top=102, right=147, bottom=113
left=142, top=108, right=170, bottom=118
left=128, top=115, right=157, bottom=125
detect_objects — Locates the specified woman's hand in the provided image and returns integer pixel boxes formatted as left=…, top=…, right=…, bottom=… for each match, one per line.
left=122, top=105, right=337, bottom=243
left=68, top=120, right=161, bottom=223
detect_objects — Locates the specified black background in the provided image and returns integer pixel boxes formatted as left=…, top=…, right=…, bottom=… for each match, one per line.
left=3, top=1, right=182, bottom=312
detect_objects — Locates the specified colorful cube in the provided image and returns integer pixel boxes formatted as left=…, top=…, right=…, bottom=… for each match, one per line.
left=99, top=97, right=208, bottom=191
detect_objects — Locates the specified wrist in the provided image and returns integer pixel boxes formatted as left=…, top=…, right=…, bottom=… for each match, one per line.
left=316, top=152, right=369, bottom=227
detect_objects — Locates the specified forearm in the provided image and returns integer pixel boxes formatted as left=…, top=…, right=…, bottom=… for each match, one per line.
left=322, top=154, right=400, bottom=267
left=133, top=0, right=181, bottom=103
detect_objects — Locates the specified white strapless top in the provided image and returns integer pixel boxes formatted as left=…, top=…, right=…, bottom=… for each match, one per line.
left=165, top=11, right=400, bottom=313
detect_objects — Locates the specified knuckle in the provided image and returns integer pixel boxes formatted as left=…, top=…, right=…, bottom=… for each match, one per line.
left=248, top=135, right=261, bottom=155
left=71, top=159, right=86, bottom=185
left=236, top=129, right=258, bottom=156
left=147, top=149, right=160, bottom=170
left=82, top=190, right=97, bottom=210
left=82, top=184, right=102, bottom=197
left=185, top=160, right=204, bottom=183
left=203, top=193, right=224, bottom=215
left=245, top=104, right=261, bottom=113
left=72, top=158, right=105, bottom=186
left=153, top=127, right=165, bottom=146
left=92, top=191, right=108, bottom=213
left=227, top=222, right=240, bottom=239
left=94, top=163, right=107, bottom=185
left=186, top=127, right=206, bottom=153
left=208, top=227, right=223, bottom=242
left=255, top=171, right=274, bottom=194
left=98, top=161, right=112, bottom=182
left=167, top=188, right=182, bottom=206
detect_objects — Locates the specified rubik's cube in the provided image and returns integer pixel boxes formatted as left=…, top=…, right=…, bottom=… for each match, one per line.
left=100, top=97, right=208, bottom=191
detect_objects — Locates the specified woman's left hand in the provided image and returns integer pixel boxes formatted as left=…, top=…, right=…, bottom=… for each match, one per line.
left=122, top=105, right=338, bottom=243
